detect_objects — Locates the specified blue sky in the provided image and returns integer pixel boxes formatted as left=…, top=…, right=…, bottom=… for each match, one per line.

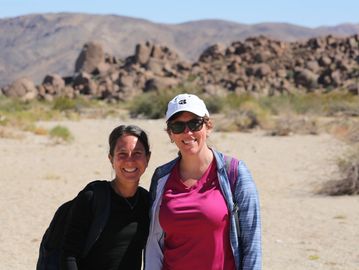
left=1, top=0, right=358, bottom=28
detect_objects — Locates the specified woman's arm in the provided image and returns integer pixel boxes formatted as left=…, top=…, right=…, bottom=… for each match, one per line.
left=236, top=161, right=262, bottom=270
left=61, top=190, right=93, bottom=270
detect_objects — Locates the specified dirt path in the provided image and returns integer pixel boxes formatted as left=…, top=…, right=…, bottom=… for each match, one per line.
left=0, top=118, right=358, bottom=269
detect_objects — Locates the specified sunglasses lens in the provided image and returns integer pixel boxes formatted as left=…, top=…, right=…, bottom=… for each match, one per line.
left=188, top=118, right=204, bottom=132
left=169, top=122, right=186, bottom=134
left=169, top=118, right=204, bottom=134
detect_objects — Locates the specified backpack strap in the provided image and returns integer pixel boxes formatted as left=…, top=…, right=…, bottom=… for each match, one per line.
left=81, top=180, right=111, bottom=257
left=224, top=155, right=241, bottom=238
left=224, top=155, right=239, bottom=194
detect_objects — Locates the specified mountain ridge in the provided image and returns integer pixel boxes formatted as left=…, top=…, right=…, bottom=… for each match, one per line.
left=0, top=12, right=358, bottom=87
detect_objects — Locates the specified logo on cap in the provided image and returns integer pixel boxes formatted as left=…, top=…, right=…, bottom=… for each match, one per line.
left=178, top=99, right=187, bottom=105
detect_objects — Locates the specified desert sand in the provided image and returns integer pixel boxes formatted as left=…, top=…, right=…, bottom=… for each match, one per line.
left=1, top=117, right=358, bottom=269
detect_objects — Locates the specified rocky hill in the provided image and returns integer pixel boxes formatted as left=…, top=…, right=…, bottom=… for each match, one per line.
left=0, top=12, right=359, bottom=87
left=2, top=34, right=358, bottom=101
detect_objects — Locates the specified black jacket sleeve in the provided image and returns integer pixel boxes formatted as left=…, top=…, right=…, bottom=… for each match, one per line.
left=60, top=190, right=94, bottom=270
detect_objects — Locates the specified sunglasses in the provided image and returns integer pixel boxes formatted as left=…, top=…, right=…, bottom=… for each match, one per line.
left=168, top=118, right=205, bottom=134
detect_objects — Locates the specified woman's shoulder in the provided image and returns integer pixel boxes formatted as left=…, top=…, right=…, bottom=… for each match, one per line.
left=153, top=157, right=179, bottom=178
left=137, top=186, right=149, bottom=194
left=75, top=180, right=111, bottom=203
left=137, top=186, right=151, bottom=206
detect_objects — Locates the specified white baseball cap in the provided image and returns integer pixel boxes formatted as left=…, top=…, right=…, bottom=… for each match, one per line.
left=166, top=93, right=209, bottom=121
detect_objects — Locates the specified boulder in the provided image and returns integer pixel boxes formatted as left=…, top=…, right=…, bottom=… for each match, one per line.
left=144, top=76, right=179, bottom=91
left=3, top=77, right=38, bottom=101
left=42, top=74, right=65, bottom=95
left=75, top=41, right=105, bottom=74
left=294, top=68, right=319, bottom=90
left=135, top=42, right=152, bottom=65
left=306, top=61, right=320, bottom=73
left=199, top=43, right=226, bottom=62
left=73, top=72, right=98, bottom=96
left=254, top=63, right=272, bottom=78
left=146, top=58, right=164, bottom=76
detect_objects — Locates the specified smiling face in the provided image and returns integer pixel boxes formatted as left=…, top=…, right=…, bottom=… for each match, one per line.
left=168, top=112, right=211, bottom=157
left=109, top=134, right=150, bottom=185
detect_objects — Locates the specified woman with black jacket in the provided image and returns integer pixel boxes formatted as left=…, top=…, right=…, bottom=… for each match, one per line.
left=61, top=124, right=151, bottom=270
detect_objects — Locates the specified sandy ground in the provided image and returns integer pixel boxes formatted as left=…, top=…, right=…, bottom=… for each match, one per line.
left=1, top=117, right=358, bottom=270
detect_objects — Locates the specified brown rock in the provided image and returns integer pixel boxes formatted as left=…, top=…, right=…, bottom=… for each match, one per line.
left=144, top=76, right=179, bottom=91
left=75, top=41, right=105, bottom=74
left=254, top=63, right=272, bottom=78
left=294, top=68, right=318, bottom=90
left=73, top=72, right=98, bottom=95
left=3, top=77, right=38, bottom=101
left=135, top=42, right=152, bottom=65
left=42, top=74, right=65, bottom=95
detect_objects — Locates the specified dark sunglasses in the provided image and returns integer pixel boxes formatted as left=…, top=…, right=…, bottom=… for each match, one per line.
left=168, top=118, right=205, bottom=134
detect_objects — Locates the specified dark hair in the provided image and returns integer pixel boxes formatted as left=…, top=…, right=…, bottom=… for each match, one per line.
left=108, top=125, right=150, bottom=157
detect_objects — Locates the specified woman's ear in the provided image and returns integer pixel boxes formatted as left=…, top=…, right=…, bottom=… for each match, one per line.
left=108, top=154, right=114, bottom=167
left=146, top=152, right=151, bottom=165
left=168, top=132, right=174, bottom=143
left=205, top=119, right=213, bottom=137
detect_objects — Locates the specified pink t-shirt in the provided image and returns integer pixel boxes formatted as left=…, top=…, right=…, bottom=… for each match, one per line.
left=159, top=160, right=235, bottom=270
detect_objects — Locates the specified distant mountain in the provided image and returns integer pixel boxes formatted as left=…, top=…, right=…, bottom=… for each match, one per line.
left=0, top=12, right=358, bottom=87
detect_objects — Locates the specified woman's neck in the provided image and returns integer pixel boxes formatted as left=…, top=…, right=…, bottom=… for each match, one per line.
left=179, top=147, right=213, bottom=180
left=111, top=179, right=137, bottom=198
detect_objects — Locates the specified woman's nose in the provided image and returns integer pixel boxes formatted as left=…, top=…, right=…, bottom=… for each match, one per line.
left=183, top=125, right=192, bottom=134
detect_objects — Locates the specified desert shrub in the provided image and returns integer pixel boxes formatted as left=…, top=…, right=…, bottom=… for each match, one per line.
left=202, top=95, right=225, bottom=114
left=129, top=91, right=263, bottom=120
left=346, top=125, right=359, bottom=144
left=51, top=96, right=105, bottom=114
left=326, top=99, right=359, bottom=116
left=52, top=97, right=79, bottom=111
left=258, top=91, right=359, bottom=116
left=49, top=125, right=73, bottom=143
left=0, top=104, right=62, bottom=133
left=261, top=93, right=327, bottom=115
left=0, top=97, right=60, bottom=127
left=0, top=126, right=23, bottom=139
left=269, top=115, right=319, bottom=136
left=324, top=118, right=359, bottom=143
left=128, top=91, right=170, bottom=119
left=216, top=100, right=272, bottom=132
left=258, top=94, right=294, bottom=115
left=0, top=95, right=33, bottom=113
left=0, top=96, right=125, bottom=134
left=32, top=126, right=48, bottom=136
left=319, top=147, right=359, bottom=196
left=314, top=91, right=359, bottom=116
left=128, top=88, right=199, bottom=119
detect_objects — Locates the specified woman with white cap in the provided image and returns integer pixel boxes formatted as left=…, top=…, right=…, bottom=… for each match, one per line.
left=144, top=93, right=261, bottom=270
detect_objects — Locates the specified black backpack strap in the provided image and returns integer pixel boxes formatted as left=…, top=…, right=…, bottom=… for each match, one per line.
left=81, top=180, right=111, bottom=257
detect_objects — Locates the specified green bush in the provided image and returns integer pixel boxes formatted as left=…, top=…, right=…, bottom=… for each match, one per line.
left=52, top=97, right=78, bottom=111
left=0, top=96, right=124, bottom=132
left=128, top=88, right=201, bottom=119
left=0, top=96, right=28, bottom=113
left=215, top=99, right=273, bottom=132
left=51, top=96, right=100, bottom=112
left=128, top=92, right=169, bottom=119
left=49, top=125, right=73, bottom=143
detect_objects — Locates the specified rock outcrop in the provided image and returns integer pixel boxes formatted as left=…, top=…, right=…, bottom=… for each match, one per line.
left=2, top=35, right=359, bottom=101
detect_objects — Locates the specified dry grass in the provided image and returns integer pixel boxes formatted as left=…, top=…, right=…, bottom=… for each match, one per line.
left=318, top=144, right=359, bottom=196
left=0, top=126, right=24, bottom=139
left=268, top=115, right=319, bottom=136
left=315, top=117, right=359, bottom=196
